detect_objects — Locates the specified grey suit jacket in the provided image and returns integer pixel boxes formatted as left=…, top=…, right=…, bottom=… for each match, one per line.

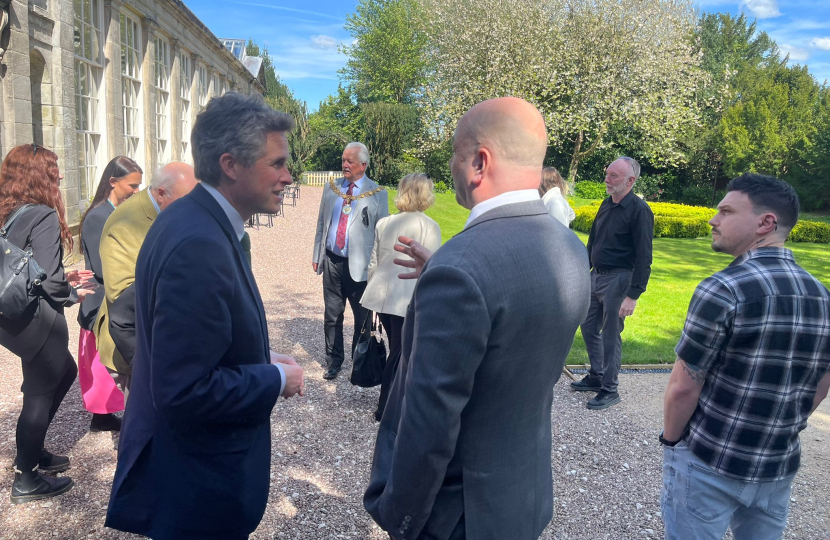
left=364, top=200, right=591, bottom=540
left=312, top=177, right=389, bottom=282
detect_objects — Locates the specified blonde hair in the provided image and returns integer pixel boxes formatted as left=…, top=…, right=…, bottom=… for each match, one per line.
left=540, top=167, right=568, bottom=196
left=395, top=173, right=435, bottom=212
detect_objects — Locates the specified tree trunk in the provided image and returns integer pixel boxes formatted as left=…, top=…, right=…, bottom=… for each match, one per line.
left=567, top=131, right=584, bottom=185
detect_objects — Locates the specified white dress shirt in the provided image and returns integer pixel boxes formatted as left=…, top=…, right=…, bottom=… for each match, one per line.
left=326, top=175, right=366, bottom=257
left=464, top=189, right=541, bottom=229
left=202, top=182, right=285, bottom=396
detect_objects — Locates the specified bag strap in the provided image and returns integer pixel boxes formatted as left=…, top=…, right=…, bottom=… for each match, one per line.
left=0, top=204, right=36, bottom=238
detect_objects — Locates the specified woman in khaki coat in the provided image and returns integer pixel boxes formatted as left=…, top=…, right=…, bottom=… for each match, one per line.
left=361, top=173, right=442, bottom=420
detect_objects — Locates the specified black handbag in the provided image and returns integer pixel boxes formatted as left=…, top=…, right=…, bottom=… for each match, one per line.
left=0, top=205, right=47, bottom=320
left=350, top=313, right=387, bottom=387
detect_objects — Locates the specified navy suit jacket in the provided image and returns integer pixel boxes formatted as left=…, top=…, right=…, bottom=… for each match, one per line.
left=106, top=184, right=283, bottom=540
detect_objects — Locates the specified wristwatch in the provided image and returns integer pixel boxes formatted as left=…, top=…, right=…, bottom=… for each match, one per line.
left=659, top=430, right=680, bottom=447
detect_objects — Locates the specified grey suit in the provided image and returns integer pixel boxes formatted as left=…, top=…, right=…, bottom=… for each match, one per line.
left=312, top=176, right=389, bottom=371
left=364, top=200, right=591, bottom=540
left=313, top=176, right=388, bottom=282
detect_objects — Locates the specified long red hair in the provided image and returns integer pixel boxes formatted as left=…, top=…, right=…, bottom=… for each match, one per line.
left=0, top=144, right=73, bottom=251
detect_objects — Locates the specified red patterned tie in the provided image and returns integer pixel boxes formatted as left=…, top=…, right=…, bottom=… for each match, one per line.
left=335, top=182, right=355, bottom=250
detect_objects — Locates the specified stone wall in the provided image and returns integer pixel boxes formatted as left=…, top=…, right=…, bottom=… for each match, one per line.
left=0, top=0, right=264, bottom=231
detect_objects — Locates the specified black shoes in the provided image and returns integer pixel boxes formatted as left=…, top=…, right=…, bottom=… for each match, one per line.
left=90, top=413, right=122, bottom=432
left=323, top=366, right=341, bottom=380
left=10, top=450, right=70, bottom=475
left=570, top=375, right=602, bottom=392
left=587, top=390, right=621, bottom=410
left=10, top=470, right=74, bottom=505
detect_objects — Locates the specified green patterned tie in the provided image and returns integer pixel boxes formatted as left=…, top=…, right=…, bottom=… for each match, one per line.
left=240, top=232, right=251, bottom=266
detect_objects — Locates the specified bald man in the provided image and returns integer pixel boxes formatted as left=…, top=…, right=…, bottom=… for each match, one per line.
left=364, top=98, right=591, bottom=540
left=96, top=163, right=199, bottom=396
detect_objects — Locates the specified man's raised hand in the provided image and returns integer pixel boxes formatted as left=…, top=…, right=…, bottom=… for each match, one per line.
left=394, top=236, right=433, bottom=280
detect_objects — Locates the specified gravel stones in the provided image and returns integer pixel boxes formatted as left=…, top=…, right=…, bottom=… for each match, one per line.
left=0, top=187, right=828, bottom=539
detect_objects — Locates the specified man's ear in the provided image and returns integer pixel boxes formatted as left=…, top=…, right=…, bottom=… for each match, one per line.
left=471, top=147, right=490, bottom=186
left=758, top=213, right=778, bottom=235
left=218, top=153, right=238, bottom=181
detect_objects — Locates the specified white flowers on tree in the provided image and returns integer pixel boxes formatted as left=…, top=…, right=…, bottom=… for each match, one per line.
left=417, top=0, right=709, bottom=182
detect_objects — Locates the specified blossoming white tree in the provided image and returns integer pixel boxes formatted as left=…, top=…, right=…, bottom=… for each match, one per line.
left=418, top=0, right=709, bottom=182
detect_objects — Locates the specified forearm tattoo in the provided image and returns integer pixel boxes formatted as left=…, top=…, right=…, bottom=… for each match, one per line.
left=682, top=362, right=708, bottom=385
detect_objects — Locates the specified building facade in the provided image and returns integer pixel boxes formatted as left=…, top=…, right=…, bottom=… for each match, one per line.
left=0, top=0, right=265, bottom=229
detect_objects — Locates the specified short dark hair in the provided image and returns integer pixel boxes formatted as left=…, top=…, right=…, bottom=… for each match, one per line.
left=726, top=173, right=800, bottom=230
left=192, top=92, right=294, bottom=186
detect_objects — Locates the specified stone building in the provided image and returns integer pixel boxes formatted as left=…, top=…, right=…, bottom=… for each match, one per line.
left=0, top=0, right=266, bottom=229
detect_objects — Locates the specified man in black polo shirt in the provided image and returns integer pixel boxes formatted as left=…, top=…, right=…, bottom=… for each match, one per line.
left=660, top=174, right=830, bottom=540
left=571, top=157, right=654, bottom=410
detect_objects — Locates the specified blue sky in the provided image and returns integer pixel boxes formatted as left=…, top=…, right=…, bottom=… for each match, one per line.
left=187, top=0, right=830, bottom=110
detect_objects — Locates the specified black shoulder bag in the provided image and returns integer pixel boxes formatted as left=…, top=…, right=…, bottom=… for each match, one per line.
left=350, top=313, right=387, bottom=388
left=0, top=205, right=47, bottom=320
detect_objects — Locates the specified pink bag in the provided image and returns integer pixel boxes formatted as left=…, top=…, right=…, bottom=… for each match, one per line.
left=78, top=329, right=125, bottom=414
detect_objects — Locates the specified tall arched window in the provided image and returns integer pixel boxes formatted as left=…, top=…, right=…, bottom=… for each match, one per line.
left=154, top=36, right=171, bottom=164
left=74, top=0, right=106, bottom=203
left=120, top=12, right=144, bottom=170
left=179, top=52, right=192, bottom=162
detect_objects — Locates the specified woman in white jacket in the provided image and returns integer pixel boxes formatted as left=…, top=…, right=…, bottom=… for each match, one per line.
left=360, top=173, right=442, bottom=421
left=540, top=167, right=575, bottom=226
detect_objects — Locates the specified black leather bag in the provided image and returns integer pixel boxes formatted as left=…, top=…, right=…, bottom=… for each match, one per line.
left=0, top=205, right=47, bottom=320
left=350, top=313, right=387, bottom=388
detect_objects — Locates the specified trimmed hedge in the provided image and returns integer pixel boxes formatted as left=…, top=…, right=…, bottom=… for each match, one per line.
left=573, top=181, right=607, bottom=199
left=570, top=199, right=830, bottom=243
left=788, top=221, right=830, bottom=243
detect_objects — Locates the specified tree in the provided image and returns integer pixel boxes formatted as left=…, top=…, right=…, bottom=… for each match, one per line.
left=788, top=87, right=830, bottom=210
left=718, top=64, right=819, bottom=179
left=246, top=39, right=281, bottom=101
left=418, top=0, right=707, bottom=183
left=340, top=0, right=428, bottom=104
left=361, top=102, right=420, bottom=184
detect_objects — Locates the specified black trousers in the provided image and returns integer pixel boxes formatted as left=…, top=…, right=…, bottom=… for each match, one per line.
left=580, top=269, right=632, bottom=393
left=323, top=250, right=372, bottom=370
left=376, top=313, right=404, bottom=420
left=16, top=314, right=78, bottom=472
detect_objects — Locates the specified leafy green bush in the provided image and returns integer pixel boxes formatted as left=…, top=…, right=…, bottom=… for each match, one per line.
left=433, top=180, right=450, bottom=193
left=647, top=202, right=716, bottom=220
left=573, top=181, right=607, bottom=199
left=788, top=221, right=830, bottom=243
left=572, top=201, right=713, bottom=239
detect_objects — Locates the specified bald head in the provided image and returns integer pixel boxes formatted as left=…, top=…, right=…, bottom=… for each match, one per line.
left=451, top=97, right=548, bottom=209
left=455, top=97, right=548, bottom=168
left=151, top=162, right=199, bottom=212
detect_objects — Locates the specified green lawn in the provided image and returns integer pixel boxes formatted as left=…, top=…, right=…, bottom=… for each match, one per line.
left=387, top=189, right=830, bottom=365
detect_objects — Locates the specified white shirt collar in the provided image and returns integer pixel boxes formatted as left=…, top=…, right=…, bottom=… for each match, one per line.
left=201, top=183, right=246, bottom=241
left=464, top=189, right=540, bottom=229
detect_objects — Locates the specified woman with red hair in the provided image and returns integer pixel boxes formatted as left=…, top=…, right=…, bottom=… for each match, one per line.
left=0, top=144, right=94, bottom=504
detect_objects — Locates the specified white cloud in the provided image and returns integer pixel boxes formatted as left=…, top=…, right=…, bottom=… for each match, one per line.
left=811, top=37, right=830, bottom=51
left=739, top=0, right=782, bottom=19
left=779, top=43, right=810, bottom=62
left=310, top=35, right=338, bottom=50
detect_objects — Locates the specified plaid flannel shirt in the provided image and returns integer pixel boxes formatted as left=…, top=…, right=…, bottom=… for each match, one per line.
left=676, top=247, right=830, bottom=482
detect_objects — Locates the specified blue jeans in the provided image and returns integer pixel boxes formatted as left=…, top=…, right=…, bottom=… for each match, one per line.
left=661, top=441, right=795, bottom=540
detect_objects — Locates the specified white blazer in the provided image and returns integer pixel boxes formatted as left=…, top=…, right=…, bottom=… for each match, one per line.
left=542, top=187, right=575, bottom=226
left=360, top=212, right=442, bottom=317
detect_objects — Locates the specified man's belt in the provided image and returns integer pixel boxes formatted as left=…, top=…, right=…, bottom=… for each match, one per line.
left=593, top=267, right=632, bottom=275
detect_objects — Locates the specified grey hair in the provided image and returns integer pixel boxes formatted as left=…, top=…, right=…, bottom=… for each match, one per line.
left=150, top=163, right=179, bottom=192
left=618, top=156, right=641, bottom=181
left=192, top=92, right=295, bottom=186
left=344, top=142, right=370, bottom=167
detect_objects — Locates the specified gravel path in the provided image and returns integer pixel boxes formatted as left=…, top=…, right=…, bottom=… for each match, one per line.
left=1, top=186, right=828, bottom=540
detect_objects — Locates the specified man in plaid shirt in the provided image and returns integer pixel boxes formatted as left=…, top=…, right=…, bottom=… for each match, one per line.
left=660, top=173, right=830, bottom=540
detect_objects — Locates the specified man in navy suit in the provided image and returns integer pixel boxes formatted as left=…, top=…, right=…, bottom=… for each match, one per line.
left=106, top=92, right=305, bottom=540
